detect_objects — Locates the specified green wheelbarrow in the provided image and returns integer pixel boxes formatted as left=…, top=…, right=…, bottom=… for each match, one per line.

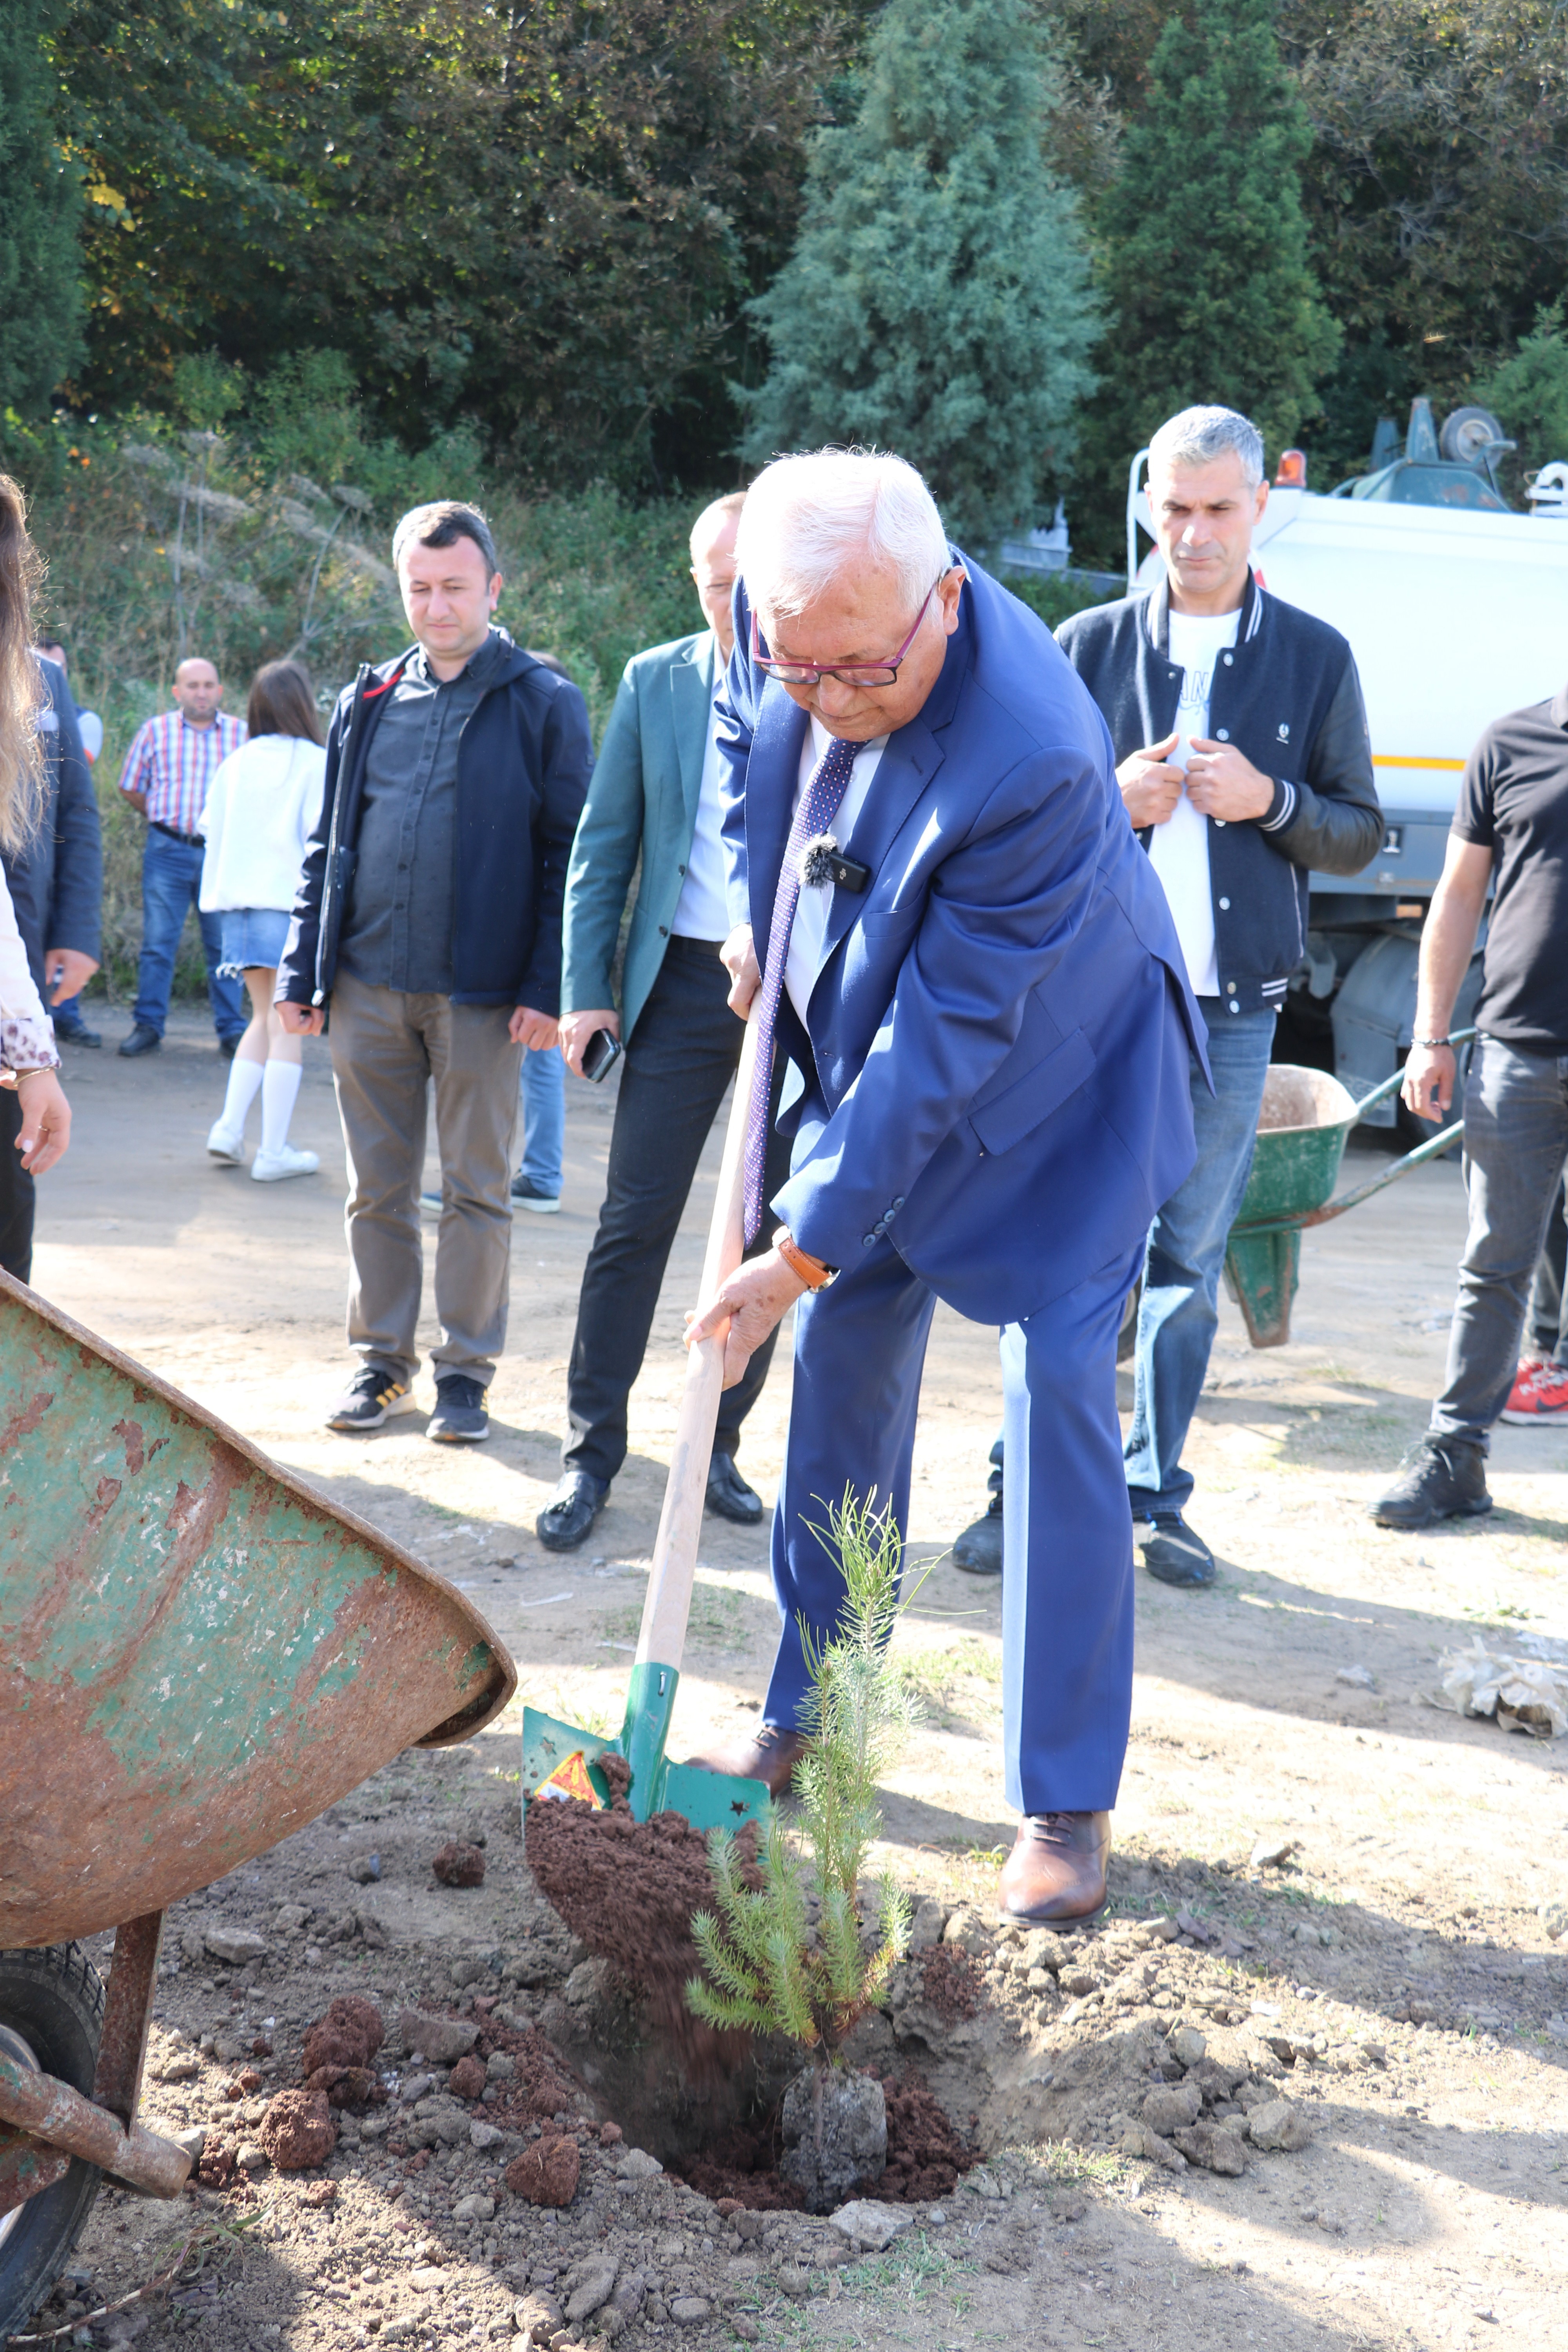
left=0, top=1270, right=516, bottom=2335
left=1222, top=1035, right=1475, bottom=1348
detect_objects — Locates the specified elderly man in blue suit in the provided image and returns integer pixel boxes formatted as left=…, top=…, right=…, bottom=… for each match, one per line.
left=537, top=492, right=793, bottom=1551
left=686, top=450, right=1202, bottom=1922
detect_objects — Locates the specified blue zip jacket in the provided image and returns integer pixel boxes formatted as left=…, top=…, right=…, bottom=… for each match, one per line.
left=279, top=632, right=592, bottom=1014
left=1056, top=572, right=1383, bottom=1013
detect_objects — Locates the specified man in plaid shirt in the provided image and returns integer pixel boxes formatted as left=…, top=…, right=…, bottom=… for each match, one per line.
left=116, top=656, right=249, bottom=1057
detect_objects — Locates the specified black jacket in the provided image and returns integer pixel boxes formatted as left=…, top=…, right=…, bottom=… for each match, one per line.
left=2, top=657, right=103, bottom=990
left=279, top=633, right=593, bottom=1014
left=1055, top=573, right=1383, bottom=1013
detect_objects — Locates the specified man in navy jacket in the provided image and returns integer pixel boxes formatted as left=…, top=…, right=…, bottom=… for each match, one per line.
left=684, top=450, right=1200, bottom=1923
left=278, top=501, right=592, bottom=1445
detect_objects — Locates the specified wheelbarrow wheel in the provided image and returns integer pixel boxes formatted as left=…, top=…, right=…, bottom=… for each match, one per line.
left=0, top=1943, right=106, bottom=2338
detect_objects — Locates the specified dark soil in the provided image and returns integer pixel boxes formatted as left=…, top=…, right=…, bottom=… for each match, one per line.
left=665, top=2069, right=976, bottom=2210
left=919, top=1945, right=981, bottom=2022
left=523, top=1782, right=759, bottom=2078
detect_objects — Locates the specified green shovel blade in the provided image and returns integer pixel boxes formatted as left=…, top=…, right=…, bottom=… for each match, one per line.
left=521, top=1661, right=770, bottom=1833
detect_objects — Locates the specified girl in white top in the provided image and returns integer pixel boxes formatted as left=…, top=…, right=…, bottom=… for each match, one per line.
left=200, top=660, right=327, bottom=1181
left=0, top=474, right=71, bottom=1196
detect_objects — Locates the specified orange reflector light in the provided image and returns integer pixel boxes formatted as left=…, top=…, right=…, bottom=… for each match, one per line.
left=1274, top=448, right=1307, bottom=488
left=536, top=1750, right=605, bottom=1807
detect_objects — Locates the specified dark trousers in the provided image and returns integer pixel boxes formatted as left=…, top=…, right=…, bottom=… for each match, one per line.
left=564, top=938, right=791, bottom=1485
left=1526, top=1177, right=1568, bottom=1365
left=0, top=1089, right=33, bottom=1283
left=764, top=1228, right=1144, bottom=1815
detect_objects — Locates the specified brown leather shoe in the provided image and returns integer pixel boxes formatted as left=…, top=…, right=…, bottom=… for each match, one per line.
left=997, top=1811, right=1111, bottom=1923
left=684, top=1723, right=810, bottom=1799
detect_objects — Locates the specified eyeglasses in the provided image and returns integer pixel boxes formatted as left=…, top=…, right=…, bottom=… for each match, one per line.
left=751, top=572, right=949, bottom=688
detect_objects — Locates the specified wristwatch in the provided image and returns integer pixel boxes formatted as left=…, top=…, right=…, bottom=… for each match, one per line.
left=773, top=1228, right=837, bottom=1290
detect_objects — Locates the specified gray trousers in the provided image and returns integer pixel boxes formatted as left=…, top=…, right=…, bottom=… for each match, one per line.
left=328, top=971, right=522, bottom=1386
left=1432, top=1033, right=1568, bottom=1448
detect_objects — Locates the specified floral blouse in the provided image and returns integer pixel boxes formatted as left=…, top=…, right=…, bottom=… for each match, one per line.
left=0, top=864, right=58, bottom=1075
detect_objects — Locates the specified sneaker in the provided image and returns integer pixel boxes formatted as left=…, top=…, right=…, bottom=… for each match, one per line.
left=55, top=1019, right=101, bottom=1047
left=428, top=1374, right=490, bottom=1443
left=419, top=1190, right=443, bottom=1218
left=207, top=1117, right=246, bottom=1165
left=252, top=1143, right=319, bottom=1182
left=1369, top=1436, right=1492, bottom=1529
left=1501, top=1358, right=1568, bottom=1425
left=953, top=1501, right=1003, bottom=1576
left=1138, top=1512, right=1217, bottom=1587
left=510, top=1174, right=561, bottom=1213
left=219, top=1033, right=242, bottom=1061
left=327, top=1366, right=418, bottom=1432
left=512, top=1176, right=562, bottom=1214
left=118, top=1024, right=161, bottom=1058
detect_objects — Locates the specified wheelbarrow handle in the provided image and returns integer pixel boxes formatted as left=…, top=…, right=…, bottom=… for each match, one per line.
left=1350, top=1027, right=1477, bottom=1120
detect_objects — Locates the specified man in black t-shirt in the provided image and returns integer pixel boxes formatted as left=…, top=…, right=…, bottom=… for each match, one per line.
left=1372, top=685, right=1568, bottom=1527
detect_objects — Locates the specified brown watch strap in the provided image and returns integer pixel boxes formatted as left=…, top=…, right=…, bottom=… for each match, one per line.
left=774, top=1228, right=835, bottom=1290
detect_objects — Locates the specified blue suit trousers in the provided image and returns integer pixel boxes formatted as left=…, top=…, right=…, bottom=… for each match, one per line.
left=763, top=1232, right=1143, bottom=1817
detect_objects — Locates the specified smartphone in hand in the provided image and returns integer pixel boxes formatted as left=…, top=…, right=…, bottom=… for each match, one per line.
left=581, top=1027, right=623, bottom=1083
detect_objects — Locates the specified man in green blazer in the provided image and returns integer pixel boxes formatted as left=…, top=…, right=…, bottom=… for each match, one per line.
left=538, top=492, right=789, bottom=1550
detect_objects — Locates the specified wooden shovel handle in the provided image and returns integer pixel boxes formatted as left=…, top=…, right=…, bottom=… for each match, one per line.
left=635, top=1000, right=765, bottom=1672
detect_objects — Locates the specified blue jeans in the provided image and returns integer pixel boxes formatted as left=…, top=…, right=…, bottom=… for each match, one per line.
left=132, top=828, right=246, bottom=1041
left=1124, top=1000, right=1276, bottom=1519
left=518, top=1045, right=564, bottom=1195
left=1432, top=1035, right=1568, bottom=1446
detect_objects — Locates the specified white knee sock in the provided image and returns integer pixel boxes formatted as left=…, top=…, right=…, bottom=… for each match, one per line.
left=260, top=1058, right=303, bottom=1155
left=220, top=1056, right=264, bottom=1134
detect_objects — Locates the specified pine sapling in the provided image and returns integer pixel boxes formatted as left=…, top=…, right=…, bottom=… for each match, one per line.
left=686, top=1491, right=919, bottom=2072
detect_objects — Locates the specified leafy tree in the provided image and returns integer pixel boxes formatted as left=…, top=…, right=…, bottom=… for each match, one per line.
left=52, top=0, right=863, bottom=490
left=1474, top=306, right=1568, bottom=487
left=1282, top=0, right=1568, bottom=481
left=0, top=0, right=83, bottom=426
left=1093, top=0, right=1339, bottom=464
left=739, top=0, right=1100, bottom=544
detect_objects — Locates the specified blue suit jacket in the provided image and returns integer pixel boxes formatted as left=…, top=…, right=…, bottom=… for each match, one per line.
left=562, top=630, right=715, bottom=1042
left=717, top=558, right=1205, bottom=1325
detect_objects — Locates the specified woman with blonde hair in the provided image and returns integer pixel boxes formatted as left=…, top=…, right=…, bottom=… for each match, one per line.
left=199, top=658, right=326, bottom=1178
left=0, top=475, right=71, bottom=1222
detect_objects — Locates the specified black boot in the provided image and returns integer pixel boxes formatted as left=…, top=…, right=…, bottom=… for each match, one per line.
left=954, top=1436, right=1004, bottom=1575
left=1370, top=1436, right=1491, bottom=1530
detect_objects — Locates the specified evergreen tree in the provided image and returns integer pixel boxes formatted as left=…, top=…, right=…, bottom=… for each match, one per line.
left=0, top=1, right=83, bottom=424
left=1095, top=0, right=1339, bottom=463
left=740, top=0, right=1099, bottom=545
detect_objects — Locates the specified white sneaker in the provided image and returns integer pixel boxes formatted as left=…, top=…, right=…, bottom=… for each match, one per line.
left=207, top=1118, right=246, bottom=1165
left=251, top=1144, right=319, bottom=1183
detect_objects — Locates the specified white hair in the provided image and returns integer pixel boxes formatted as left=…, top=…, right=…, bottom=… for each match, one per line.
left=736, top=448, right=951, bottom=623
left=1149, top=405, right=1265, bottom=490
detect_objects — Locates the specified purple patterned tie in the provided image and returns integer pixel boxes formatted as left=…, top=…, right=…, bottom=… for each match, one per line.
left=742, top=732, right=860, bottom=1244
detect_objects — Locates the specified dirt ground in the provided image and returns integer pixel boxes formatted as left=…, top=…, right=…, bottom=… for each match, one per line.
left=13, top=1010, right=1568, bottom=2352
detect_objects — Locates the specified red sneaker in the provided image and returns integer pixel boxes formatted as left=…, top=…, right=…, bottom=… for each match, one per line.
left=1501, top=1359, right=1568, bottom=1424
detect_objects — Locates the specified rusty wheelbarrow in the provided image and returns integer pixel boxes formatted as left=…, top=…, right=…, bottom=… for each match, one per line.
left=0, top=1270, right=516, bottom=2332
left=1222, top=1036, right=1475, bottom=1347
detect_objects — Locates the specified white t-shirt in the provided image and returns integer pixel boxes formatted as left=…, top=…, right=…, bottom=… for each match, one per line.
left=1145, top=608, right=1240, bottom=998
left=783, top=716, right=887, bottom=1029
left=198, top=733, right=327, bottom=913
left=671, top=693, right=732, bottom=942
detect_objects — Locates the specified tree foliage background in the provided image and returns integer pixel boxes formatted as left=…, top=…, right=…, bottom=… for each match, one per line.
left=739, top=0, right=1099, bottom=544
left=2, top=0, right=1567, bottom=568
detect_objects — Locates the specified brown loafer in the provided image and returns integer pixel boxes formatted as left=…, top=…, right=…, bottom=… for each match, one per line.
left=997, top=1811, right=1111, bottom=1923
left=684, top=1722, right=810, bottom=1799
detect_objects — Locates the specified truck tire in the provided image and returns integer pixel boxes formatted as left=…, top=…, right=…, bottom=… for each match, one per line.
left=0, top=1944, right=105, bottom=2339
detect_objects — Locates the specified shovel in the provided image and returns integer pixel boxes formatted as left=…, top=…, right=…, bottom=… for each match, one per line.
left=520, top=1002, right=773, bottom=1832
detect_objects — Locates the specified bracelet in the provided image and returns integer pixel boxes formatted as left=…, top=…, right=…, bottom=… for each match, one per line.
left=773, top=1228, right=836, bottom=1290
left=1412, top=1035, right=1452, bottom=1049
